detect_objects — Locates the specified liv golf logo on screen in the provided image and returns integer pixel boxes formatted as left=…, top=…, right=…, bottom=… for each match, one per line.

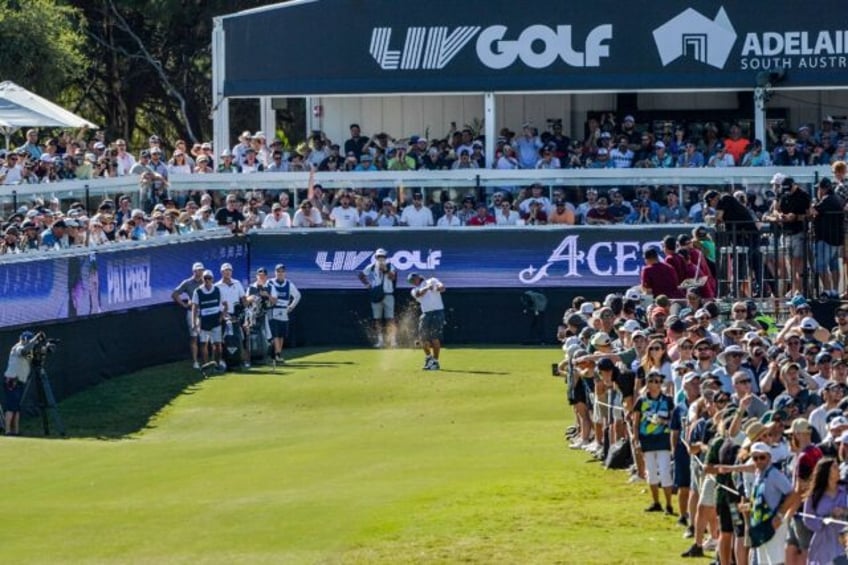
left=369, top=24, right=613, bottom=70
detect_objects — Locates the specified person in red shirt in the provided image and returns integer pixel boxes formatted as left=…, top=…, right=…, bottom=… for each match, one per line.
left=723, top=124, right=748, bottom=165
left=466, top=203, right=495, bottom=226
left=662, top=235, right=688, bottom=282
left=641, top=248, right=683, bottom=298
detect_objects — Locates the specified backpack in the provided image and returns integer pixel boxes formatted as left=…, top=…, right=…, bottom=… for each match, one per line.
left=604, top=438, right=633, bottom=470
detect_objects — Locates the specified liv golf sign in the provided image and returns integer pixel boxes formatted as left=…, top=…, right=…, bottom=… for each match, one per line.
left=222, top=1, right=848, bottom=96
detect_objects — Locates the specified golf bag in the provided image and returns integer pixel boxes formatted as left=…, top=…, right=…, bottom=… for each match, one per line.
left=244, top=300, right=270, bottom=363
left=222, top=320, right=243, bottom=369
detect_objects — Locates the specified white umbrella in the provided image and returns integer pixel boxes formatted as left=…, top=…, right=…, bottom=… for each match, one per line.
left=0, top=81, right=98, bottom=150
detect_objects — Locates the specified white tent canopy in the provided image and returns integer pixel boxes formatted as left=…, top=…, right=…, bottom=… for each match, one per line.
left=0, top=80, right=98, bottom=149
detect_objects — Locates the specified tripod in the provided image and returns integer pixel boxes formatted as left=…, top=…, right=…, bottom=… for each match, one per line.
left=21, top=363, right=66, bottom=437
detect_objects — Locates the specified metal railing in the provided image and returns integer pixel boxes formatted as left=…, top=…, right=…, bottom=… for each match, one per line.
left=0, top=166, right=832, bottom=216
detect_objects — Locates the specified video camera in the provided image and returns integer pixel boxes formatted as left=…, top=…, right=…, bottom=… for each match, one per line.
left=30, top=331, right=60, bottom=365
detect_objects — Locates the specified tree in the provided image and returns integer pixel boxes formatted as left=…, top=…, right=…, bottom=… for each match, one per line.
left=0, top=0, right=87, bottom=100
left=68, top=0, right=278, bottom=149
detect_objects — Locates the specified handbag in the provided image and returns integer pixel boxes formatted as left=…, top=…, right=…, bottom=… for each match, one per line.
left=369, top=285, right=385, bottom=303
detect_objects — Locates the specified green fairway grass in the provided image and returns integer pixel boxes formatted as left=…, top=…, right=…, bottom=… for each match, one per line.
left=2, top=348, right=693, bottom=564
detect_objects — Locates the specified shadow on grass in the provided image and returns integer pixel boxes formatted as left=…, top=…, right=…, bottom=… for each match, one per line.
left=439, top=369, right=511, bottom=376
left=283, top=361, right=356, bottom=368
left=21, top=362, right=206, bottom=440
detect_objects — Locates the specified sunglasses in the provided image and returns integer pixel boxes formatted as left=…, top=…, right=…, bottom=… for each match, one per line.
left=647, top=378, right=663, bottom=384
left=735, top=379, right=752, bottom=385
left=697, top=347, right=711, bottom=352
left=715, top=399, right=729, bottom=405
left=788, top=340, right=801, bottom=346
left=733, top=309, right=747, bottom=313
left=203, top=276, right=213, bottom=280
left=680, top=344, right=694, bottom=350
left=649, top=346, right=664, bottom=351
left=728, top=352, right=743, bottom=357
left=752, top=455, right=768, bottom=462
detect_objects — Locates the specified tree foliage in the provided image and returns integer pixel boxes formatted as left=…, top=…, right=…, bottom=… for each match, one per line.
left=0, top=0, right=87, bottom=99
left=64, top=0, right=278, bottom=148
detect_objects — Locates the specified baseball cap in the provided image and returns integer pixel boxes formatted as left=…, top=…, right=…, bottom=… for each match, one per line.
left=624, top=289, right=642, bottom=302
left=407, top=272, right=420, bottom=283
left=750, top=442, right=771, bottom=456
left=800, top=317, right=819, bottom=331
left=786, top=294, right=808, bottom=307
left=590, top=332, right=611, bottom=347
left=275, top=264, right=286, bottom=271
left=786, top=418, right=812, bottom=435
left=220, top=263, right=233, bottom=272
left=682, top=371, right=700, bottom=385
left=621, top=319, right=642, bottom=333
left=202, top=270, right=213, bottom=279
left=192, top=262, right=204, bottom=271
left=19, top=330, right=34, bottom=341
left=374, top=248, right=388, bottom=258
left=256, top=267, right=267, bottom=275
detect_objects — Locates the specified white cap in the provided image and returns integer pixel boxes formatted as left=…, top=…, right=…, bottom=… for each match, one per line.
left=749, top=442, right=771, bottom=455
left=374, top=248, right=388, bottom=257
left=579, top=302, right=594, bottom=316
left=624, top=288, right=642, bottom=301
left=621, top=319, right=642, bottom=333
left=771, top=172, right=786, bottom=186
left=220, top=262, right=233, bottom=272
left=202, top=269, right=213, bottom=279
left=192, top=262, right=204, bottom=271
left=800, top=316, right=819, bottom=331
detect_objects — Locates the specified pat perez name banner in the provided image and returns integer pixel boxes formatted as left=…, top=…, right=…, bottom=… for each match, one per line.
left=0, top=237, right=248, bottom=329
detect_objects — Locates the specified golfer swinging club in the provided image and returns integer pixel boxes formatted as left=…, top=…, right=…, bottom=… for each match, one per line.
left=408, top=272, right=446, bottom=371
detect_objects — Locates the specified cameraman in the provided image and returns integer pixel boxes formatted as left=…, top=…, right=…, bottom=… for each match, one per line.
left=4, top=330, right=41, bottom=436
left=359, top=248, right=397, bottom=348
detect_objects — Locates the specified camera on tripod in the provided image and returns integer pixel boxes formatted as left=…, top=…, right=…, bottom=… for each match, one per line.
left=30, top=332, right=60, bottom=365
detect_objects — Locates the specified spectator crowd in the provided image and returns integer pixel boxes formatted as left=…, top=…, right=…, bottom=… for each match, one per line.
left=559, top=289, right=848, bottom=564
left=0, top=116, right=846, bottom=260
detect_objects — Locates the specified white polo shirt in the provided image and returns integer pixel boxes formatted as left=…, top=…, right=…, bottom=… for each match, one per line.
left=412, top=278, right=444, bottom=313
left=215, top=278, right=246, bottom=314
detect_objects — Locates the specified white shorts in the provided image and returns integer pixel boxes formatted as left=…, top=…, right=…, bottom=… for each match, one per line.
left=643, top=450, right=672, bottom=488
left=755, top=521, right=789, bottom=565
left=699, top=474, right=717, bottom=507
left=199, top=326, right=222, bottom=344
left=371, top=294, right=395, bottom=320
